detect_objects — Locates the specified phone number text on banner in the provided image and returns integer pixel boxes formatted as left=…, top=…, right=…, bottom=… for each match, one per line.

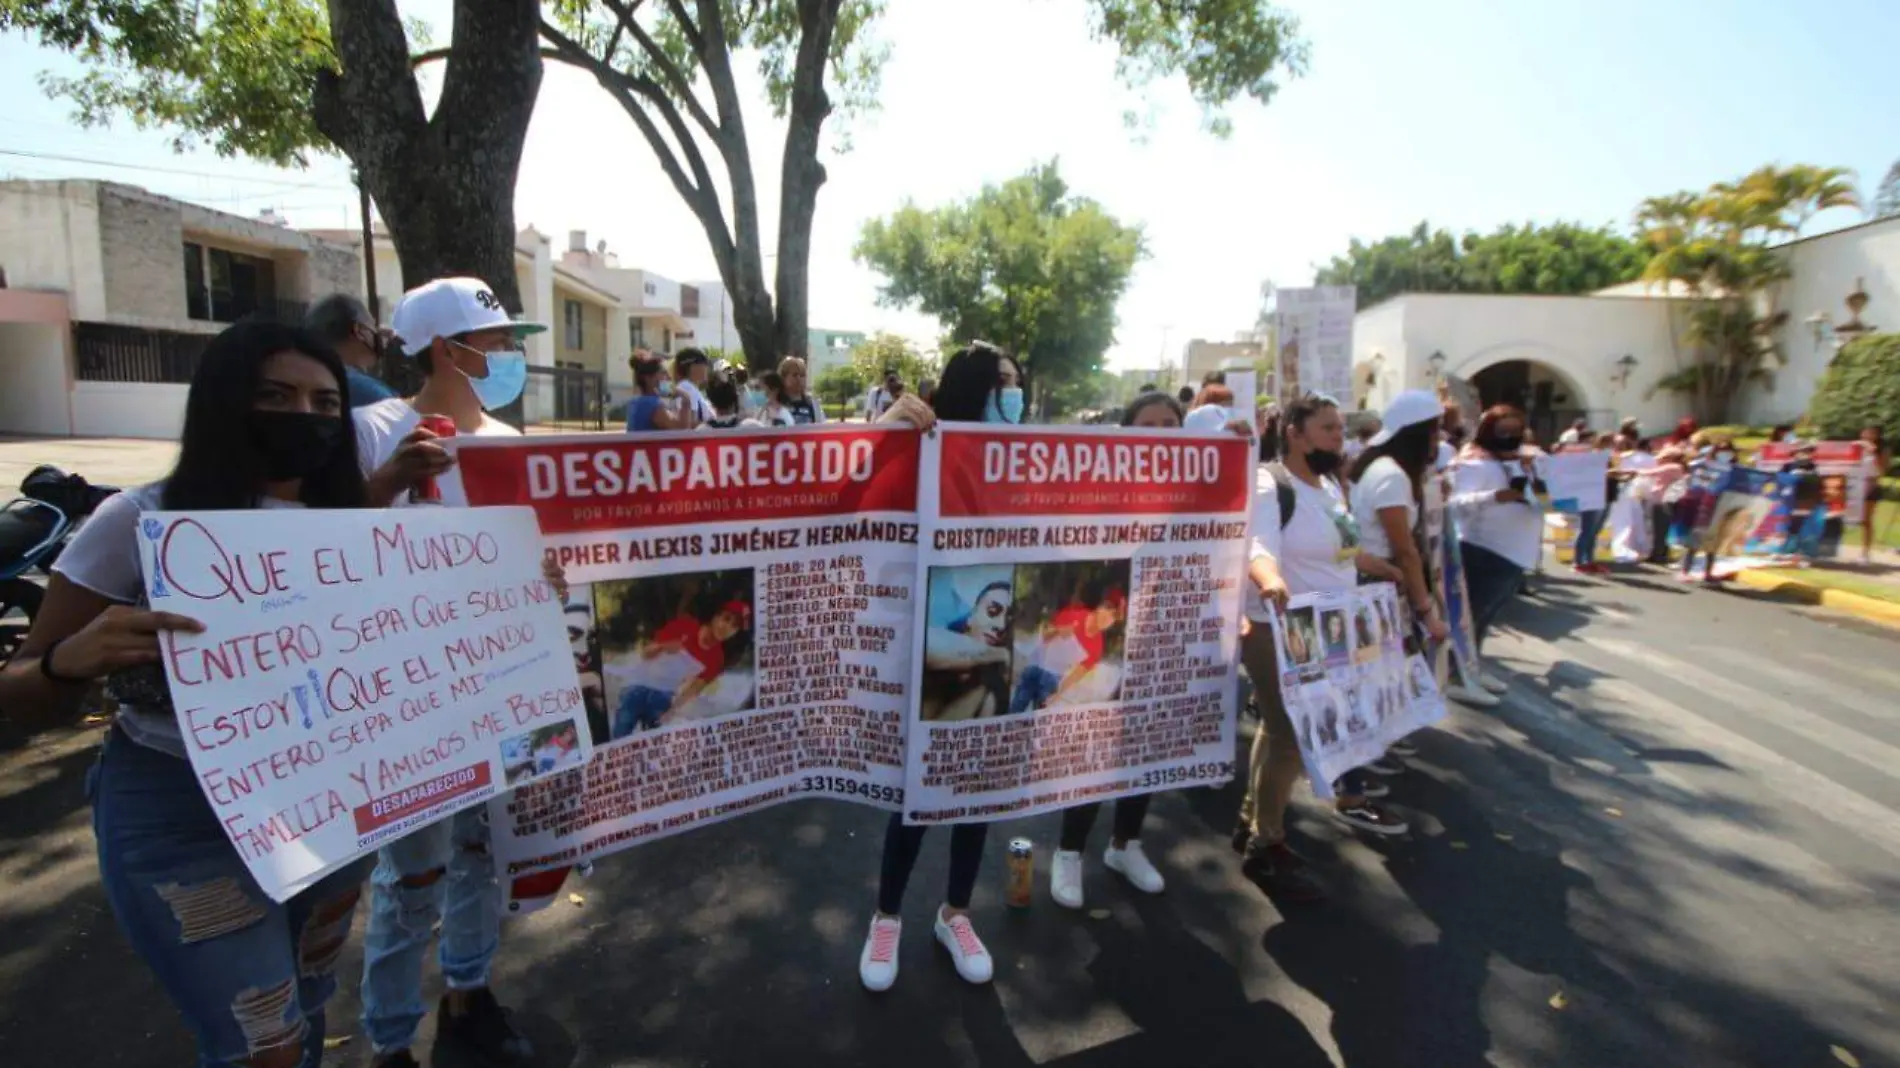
left=903, top=425, right=1252, bottom=825
left=139, top=506, right=590, bottom=901
left=452, top=427, right=921, bottom=880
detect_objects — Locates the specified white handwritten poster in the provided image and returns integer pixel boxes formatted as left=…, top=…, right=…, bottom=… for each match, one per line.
left=137, top=506, right=591, bottom=901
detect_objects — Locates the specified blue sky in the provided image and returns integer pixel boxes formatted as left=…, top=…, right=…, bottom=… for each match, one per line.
left=0, top=0, right=1891, bottom=372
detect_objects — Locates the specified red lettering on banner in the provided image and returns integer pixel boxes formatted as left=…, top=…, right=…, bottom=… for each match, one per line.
left=352, top=763, right=493, bottom=835
left=1758, top=442, right=1865, bottom=465
left=452, top=427, right=920, bottom=533
left=937, top=430, right=1251, bottom=518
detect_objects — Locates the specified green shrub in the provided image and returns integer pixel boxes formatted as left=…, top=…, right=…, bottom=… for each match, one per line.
left=1809, top=333, right=1900, bottom=443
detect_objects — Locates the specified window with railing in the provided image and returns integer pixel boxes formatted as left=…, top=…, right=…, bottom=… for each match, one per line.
left=74, top=322, right=212, bottom=383
left=629, top=316, right=645, bottom=350
left=564, top=299, right=585, bottom=350
left=681, top=284, right=700, bottom=319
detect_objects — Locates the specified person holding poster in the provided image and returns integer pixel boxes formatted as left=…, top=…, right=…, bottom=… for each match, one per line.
left=1233, top=394, right=1406, bottom=898
left=354, top=276, right=544, bottom=1068
left=0, top=320, right=375, bottom=1067
left=859, top=341, right=1016, bottom=994
left=1046, top=393, right=1201, bottom=910
left=1448, top=406, right=1542, bottom=683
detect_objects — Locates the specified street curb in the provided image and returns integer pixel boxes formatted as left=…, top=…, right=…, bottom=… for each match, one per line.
left=1731, top=568, right=1900, bottom=629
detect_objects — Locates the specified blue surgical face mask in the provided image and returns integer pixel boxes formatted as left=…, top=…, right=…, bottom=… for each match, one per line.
left=658, top=380, right=675, bottom=398
left=452, top=342, right=527, bottom=411
left=747, top=389, right=765, bottom=409
left=985, top=386, right=1025, bottom=424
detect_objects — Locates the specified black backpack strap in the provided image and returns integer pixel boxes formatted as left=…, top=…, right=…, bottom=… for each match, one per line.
left=1265, top=462, right=1298, bottom=529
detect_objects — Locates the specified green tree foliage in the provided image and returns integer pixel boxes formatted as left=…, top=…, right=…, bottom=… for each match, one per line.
left=854, top=160, right=1146, bottom=405
left=812, top=363, right=865, bottom=406
left=7, top=0, right=1306, bottom=371
left=1636, top=163, right=1860, bottom=423
left=1808, top=333, right=1900, bottom=445
left=849, top=331, right=937, bottom=389
left=1313, top=221, right=1648, bottom=309
left=1873, top=160, right=1900, bottom=220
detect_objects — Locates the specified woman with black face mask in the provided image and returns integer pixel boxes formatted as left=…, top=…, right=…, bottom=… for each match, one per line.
left=0, top=319, right=374, bottom=1066
left=1234, top=394, right=1409, bottom=892
left=1448, top=405, right=1543, bottom=663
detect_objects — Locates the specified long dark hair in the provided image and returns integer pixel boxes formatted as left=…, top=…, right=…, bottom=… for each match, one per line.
left=162, top=319, right=366, bottom=511
left=933, top=341, right=1015, bottom=423
left=1349, top=419, right=1436, bottom=496
left=1121, top=393, right=1183, bottom=427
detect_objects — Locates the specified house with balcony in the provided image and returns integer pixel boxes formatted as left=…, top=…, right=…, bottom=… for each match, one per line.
left=556, top=231, right=694, bottom=377
left=0, top=179, right=361, bottom=438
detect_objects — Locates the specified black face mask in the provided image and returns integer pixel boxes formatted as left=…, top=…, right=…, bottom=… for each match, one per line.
left=1480, top=433, right=1522, bottom=454
left=248, top=411, right=343, bottom=480
left=1306, top=448, right=1343, bottom=474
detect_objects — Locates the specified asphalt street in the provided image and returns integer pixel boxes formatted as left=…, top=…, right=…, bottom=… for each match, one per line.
left=2, top=565, right=1897, bottom=1067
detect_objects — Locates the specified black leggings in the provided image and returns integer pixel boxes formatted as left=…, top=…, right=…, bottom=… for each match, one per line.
left=1058, top=795, right=1152, bottom=851
left=877, top=814, right=988, bottom=915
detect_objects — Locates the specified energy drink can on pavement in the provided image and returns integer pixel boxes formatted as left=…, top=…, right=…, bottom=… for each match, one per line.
left=1006, top=838, right=1034, bottom=908
left=414, top=414, right=456, bottom=502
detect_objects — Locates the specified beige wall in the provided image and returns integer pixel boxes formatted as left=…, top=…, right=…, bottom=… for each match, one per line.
left=0, top=322, right=73, bottom=436
left=0, top=181, right=108, bottom=320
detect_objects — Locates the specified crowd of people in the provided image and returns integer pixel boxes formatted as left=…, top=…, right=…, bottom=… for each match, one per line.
left=0, top=275, right=1887, bottom=1066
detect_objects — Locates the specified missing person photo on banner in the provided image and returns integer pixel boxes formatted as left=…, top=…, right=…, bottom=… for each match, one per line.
left=1272, top=584, right=1447, bottom=797
left=902, top=424, right=1253, bottom=825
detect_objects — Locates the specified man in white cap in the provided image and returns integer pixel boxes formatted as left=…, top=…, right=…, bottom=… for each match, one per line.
left=357, top=276, right=547, bottom=507
left=355, top=276, right=543, bottom=1068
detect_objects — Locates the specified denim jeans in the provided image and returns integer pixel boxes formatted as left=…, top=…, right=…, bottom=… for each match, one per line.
left=361, top=807, right=501, bottom=1053
left=1460, top=542, right=1525, bottom=647
left=613, top=684, right=672, bottom=738
left=1009, top=664, right=1060, bottom=715
left=90, top=727, right=372, bottom=1067
left=1574, top=510, right=1605, bottom=566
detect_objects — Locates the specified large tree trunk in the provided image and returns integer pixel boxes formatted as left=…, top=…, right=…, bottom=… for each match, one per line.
left=771, top=0, right=842, bottom=366
left=314, top=0, right=542, bottom=314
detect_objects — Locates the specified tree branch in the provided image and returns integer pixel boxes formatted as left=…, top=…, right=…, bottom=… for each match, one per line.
left=599, top=0, right=718, bottom=139
left=537, top=20, right=733, bottom=264
left=664, top=0, right=703, bottom=53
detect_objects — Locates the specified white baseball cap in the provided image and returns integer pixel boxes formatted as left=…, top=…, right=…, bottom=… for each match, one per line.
left=1182, top=404, right=1231, bottom=432
left=390, top=277, right=547, bottom=357
left=1367, top=389, right=1443, bottom=447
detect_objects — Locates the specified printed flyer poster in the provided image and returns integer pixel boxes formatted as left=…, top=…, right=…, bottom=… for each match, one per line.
left=1545, top=449, right=1609, bottom=514
left=1271, top=286, right=1357, bottom=404
left=138, top=506, right=589, bottom=901
left=902, top=424, right=1252, bottom=825
left=1755, top=441, right=1867, bottom=517
left=451, top=427, right=921, bottom=881
left=1273, top=584, right=1446, bottom=797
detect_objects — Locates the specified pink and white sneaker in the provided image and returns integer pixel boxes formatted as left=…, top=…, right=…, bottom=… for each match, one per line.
left=858, top=914, right=902, bottom=992
left=933, top=908, right=993, bottom=984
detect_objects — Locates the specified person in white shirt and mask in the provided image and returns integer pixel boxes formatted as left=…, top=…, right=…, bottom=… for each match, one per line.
left=1448, top=406, right=1543, bottom=681
left=671, top=348, right=716, bottom=427
left=1236, top=394, right=1405, bottom=895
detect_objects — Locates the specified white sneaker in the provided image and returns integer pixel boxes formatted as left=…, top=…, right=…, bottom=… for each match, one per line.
left=1103, top=840, right=1165, bottom=894
left=1479, top=672, right=1510, bottom=695
left=1050, top=849, right=1085, bottom=909
left=934, top=908, right=993, bottom=984
left=858, top=914, right=902, bottom=992
left=1444, top=683, right=1499, bottom=708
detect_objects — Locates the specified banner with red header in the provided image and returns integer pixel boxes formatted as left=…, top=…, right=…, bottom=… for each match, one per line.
left=902, top=424, right=1251, bottom=825
left=450, top=427, right=921, bottom=887
left=1754, top=441, right=1869, bottom=518
left=137, top=506, right=590, bottom=902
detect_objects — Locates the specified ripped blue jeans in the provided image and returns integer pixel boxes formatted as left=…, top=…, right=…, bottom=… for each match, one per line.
left=90, top=726, right=373, bottom=1067
left=360, top=806, right=501, bottom=1053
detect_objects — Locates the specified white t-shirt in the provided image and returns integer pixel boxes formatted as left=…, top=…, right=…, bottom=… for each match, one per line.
left=53, top=484, right=304, bottom=757
left=1435, top=441, right=1456, bottom=472
left=1352, top=456, right=1417, bottom=562
left=1183, top=405, right=1230, bottom=432
left=1248, top=467, right=1358, bottom=615
left=675, top=380, right=715, bottom=424
left=353, top=398, right=520, bottom=504
left=1448, top=455, right=1544, bottom=570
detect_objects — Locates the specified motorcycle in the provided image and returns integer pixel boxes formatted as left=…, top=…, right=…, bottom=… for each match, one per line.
left=0, top=466, right=118, bottom=660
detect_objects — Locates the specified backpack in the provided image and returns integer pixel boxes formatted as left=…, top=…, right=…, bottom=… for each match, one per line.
left=1264, top=462, right=1347, bottom=529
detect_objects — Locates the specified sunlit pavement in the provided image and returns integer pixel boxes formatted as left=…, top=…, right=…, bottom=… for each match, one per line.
left=4, top=525, right=1899, bottom=1066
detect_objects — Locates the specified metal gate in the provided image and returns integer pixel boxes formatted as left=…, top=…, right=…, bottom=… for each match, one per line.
left=524, top=364, right=607, bottom=430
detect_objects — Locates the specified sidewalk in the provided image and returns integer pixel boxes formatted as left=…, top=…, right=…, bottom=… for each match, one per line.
left=1730, top=549, right=1900, bottom=629
left=0, top=435, right=178, bottom=493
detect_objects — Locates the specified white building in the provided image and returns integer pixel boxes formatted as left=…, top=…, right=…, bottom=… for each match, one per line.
left=679, top=278, right=741, bottom=353
left=1352, top=214, right=1900, bottom=440
left=0, top=179, right=361, bottom=438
